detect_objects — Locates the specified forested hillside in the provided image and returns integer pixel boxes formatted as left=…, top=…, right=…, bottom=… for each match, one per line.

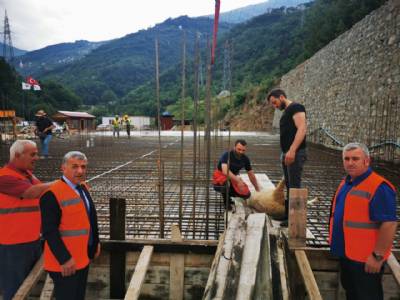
left=0, top=58, right=81, bottom=119
left=217, top=0, right=311, bottom=23
left=15, top=40, right=106, bottom=77
left=36, top=16, right=232, bottom=106
left=124, top=0, right=387, bottom=120
left=0, top=42, right=26, bottom=56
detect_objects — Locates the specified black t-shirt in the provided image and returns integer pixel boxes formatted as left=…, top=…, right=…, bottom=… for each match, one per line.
left=279, top=102, right=306, bottom=152
left=36, top=116, right=53, bottom=135
left=217, top=150, right=252, bottom=175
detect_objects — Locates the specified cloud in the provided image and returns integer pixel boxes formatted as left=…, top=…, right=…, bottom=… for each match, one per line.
left=1, top=0, right=265, bottom=51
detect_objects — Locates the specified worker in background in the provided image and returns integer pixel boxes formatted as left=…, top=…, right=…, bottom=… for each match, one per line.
left=213, top=139, right=260, bottom=211
left=112, top=115, right=120, bottom=138
left=123, top=115, right=131, bottom=138
left=40, top=151, right=100, bottom=300
left=266, top=89, right=307, bottom=227
left=35, top=109, right=55, bottom=159
left=0, top=140, right=53, bottom=300
left=329, top=142, right=397, bottom=300
left=62, top=121, right=70, bottom=136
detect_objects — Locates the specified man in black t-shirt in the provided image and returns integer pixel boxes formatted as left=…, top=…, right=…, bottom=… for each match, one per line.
left=213, top=139, right=260, bottom=210
left=266, top=89, right=307, bottom=226
left=35, top=110, right=55, bottom=159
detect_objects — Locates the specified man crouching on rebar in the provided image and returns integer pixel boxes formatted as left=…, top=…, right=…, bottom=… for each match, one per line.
left=213, top=139, right=260, bottom=211
left=40, top=151, right=100, bottom=300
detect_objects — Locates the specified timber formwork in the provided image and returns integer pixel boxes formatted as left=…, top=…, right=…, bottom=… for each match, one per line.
left=0, top=134, right=399, bottom=246
left=2, top=133, right=400, bottom=299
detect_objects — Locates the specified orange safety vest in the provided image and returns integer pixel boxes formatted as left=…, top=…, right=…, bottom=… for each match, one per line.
left=329, top=171, right=396, bottom=262
left=44, top=180, right=90, bottom=272
left=0, top=166, right=41, bottom=245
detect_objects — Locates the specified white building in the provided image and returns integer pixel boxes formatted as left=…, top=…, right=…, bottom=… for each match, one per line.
left=101, top=116, right=151, bottom=129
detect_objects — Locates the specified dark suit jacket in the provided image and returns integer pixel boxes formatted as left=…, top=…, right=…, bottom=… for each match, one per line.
left=40, top=178, right=100, bottom=266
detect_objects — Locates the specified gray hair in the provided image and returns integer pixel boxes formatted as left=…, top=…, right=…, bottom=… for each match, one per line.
left=10, top=140, right=37, bottom=161
left=62, top=151, right=88, bottom=164
left=343, top=142, right=370, bottom=157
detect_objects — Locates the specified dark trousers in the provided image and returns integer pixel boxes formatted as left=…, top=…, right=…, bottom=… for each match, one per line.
left=213, top=182, right=250, bottom=209
left=0, top=240, right=42, bottom=300
left=49, top=266, right=89, bottom=300
left=339, top=258, right=384, bottom=300
left=281, top=148, right=306, bottom=218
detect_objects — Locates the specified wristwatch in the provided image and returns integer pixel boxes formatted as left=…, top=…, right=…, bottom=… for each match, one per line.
left=372, top=251, right=384, bottom=262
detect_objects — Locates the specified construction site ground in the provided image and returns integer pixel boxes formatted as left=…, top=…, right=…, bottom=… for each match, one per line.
left=1, top=132, right=398, bottom=249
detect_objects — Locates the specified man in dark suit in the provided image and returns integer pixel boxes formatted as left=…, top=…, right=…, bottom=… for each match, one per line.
left=40, top=151, right=100, bottom=300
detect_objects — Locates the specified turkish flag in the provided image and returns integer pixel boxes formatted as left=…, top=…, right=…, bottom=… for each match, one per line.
left=26, top=76, right=39, bottom=85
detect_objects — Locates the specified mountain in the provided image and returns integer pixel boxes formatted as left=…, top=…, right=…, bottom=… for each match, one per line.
left=216, top=0, right=312, bottom=23
left=120, top=5, right=308, bottom=116
left=36, top=16, right=232, bottom=105
left=14, top=40, right=106, bottom=77
left=0, top=42, right=27, bottom=56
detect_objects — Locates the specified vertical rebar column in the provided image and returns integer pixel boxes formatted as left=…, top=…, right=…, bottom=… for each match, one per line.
left=191, top=32, right=200, bottom=239
left=179, top=30, right=186, bottom=231
left=155, top=38, right=164, bottom=238
left=225, top=41, right=233, bottom=229
left=204, top=38, right=213, bottom=239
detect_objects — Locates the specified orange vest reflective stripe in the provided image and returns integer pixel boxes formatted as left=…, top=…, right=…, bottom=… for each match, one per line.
left=44, top=180, right=90, bottom=271
left=0, top=166, right=41, bottom=244
left=329, top=171, right=395, bottom=262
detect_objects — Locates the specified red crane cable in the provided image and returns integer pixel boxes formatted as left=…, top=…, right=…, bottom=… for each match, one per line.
left=211, top=0, right=221, bottom=65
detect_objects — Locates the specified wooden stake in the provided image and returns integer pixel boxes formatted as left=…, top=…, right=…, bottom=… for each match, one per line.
left=288, top=188, right=308, bottom=249
left=170, top=224, right=185, bottom=300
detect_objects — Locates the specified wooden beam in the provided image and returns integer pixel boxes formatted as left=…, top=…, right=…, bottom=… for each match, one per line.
left=210, top=213, right=240, bottom=299
left=288, top=188, right=308, bottom=249
left=294, top=250, right=322, bottom=300
left=277, top=239, right=289, bottom=300
left=102, top=238, right=217, bottom=254
left=387, top=253, right=400, bottom=287
left=13, top=255, right=44, bottom=300
left=236, top=213, right=267, bottom=300
left=203, top=232, right=226, bottom=299
left=39, top=275, right=54, bottom=300
left=110, top=197, right=126, bottom=298
left=124, top=245, right=154, bottom=300
left=169, top=224, right=185, bottom=300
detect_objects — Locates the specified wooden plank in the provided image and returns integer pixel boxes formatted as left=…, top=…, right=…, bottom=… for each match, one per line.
left=124, top=245, right=154, bottom=300
left=202, top=232, right=226, bottom=300
left=224, top=208, right=247, bottom=299
left=277, top=238, right=289, bottom=300
left=288, top=188, right=308, bottom=249
left=169, top=224, right=185, bottom=300
left=13, top=255, right=44, bottom=300
left=236, top=213, right=267, bottom=300
left=102, top=238, right=217, bottom=254
left=109, top=197, right=126, bottom=298
left=211, top=213, right=241, bottom=299
left=295, top=250, right=323, bottom=300
left=388, top=253, right=400, bottom=287
left=39, top=275, right=54, bottom=300
left=241, top=173, right=275, bottom=192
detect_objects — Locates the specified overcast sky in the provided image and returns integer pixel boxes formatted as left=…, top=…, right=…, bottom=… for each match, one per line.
left=1, top=0, right=265, bottom=51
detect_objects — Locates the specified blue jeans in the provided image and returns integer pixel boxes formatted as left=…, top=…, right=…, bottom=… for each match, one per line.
left=281, top=148, right=307, bottom=218
left=40, top=134, right=52, bottom=156
left=0, top=240, right=42, bottom=300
